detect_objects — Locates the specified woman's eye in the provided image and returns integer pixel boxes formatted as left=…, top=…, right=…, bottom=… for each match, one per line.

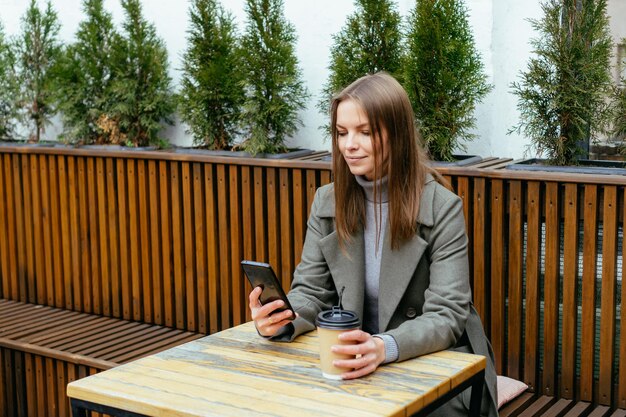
left=361, top=131, right=370, bottom=136
left=337, top=131, right=347, bottom=137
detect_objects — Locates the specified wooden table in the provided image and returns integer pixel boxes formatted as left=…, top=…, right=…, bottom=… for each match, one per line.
left=67, top=321, right=486, bottom=417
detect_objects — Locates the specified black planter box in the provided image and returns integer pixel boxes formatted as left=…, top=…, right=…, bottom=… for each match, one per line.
left=165, top=147, right=315, bottom=160
left=506, top=158, right=626, bottom=175
left=430, top=154, right=483, bottom=167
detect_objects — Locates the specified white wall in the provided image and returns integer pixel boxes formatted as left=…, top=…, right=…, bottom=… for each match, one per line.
left=0, top=0, right=624, bottom=158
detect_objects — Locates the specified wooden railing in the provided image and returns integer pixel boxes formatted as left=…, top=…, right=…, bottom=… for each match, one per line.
left=1, top=145, right=625, bottom=409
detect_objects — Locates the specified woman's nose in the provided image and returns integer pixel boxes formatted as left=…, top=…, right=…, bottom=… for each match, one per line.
left=345, top=132, right=358, bottom=149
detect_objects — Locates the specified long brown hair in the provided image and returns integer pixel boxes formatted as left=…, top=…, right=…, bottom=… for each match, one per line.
left=331, top=72, right=436, bottom=250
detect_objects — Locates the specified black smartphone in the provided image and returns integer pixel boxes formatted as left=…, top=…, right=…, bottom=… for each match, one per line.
left=241, top=260, right=295, bottom=320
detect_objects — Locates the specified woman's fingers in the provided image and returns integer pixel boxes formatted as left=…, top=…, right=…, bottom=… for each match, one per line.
left=331, top=330, right=385, bottom=379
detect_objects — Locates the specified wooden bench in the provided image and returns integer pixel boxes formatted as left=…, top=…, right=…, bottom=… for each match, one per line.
left=0, top=299, right=203, bottom=417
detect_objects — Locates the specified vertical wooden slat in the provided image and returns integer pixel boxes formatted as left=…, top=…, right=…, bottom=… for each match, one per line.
left=148, top=160, right=163, bottom=325
left=580, top=185, right=598, bottom=401
left=35, top=355, right=46, bottom=417
left=507, top=180, right=523, bottom=380
left=229, top=165, right=243, bottom=326
left=24, top=353, right=36, bottom=417
left=77, top=158, right=91, bottom=313
left=44, top=357, right=56, bottom=417
left=181, top=162, right=197, bottom=331
left=0, top=349, right=5, bottom=416
left=253, top=167, right=267, bottom=262
left=205, top=163, right=220, bottom=333
left=0, top=156, right=11, bottom=299
left=170, top=161, right=186, bottom=330
left=20, top=155, right=35, bottom=303
left=48, top=156, right=64, bottom=308
left=30, top=155, right=45, bottom=305
left=490, top=179, right=505, bottom=374
left=561, top=183, right=579, bottom=399
left=598, top=186, right=618, bottom=405
left=3, top=154, right=18, bottom=301
left=293, top=169, right=306, bottom=267
left=472, top=178, right=488, bottom=328
left=159, top=160, right=173, bottom=327
left=136, top=160, right=154, bottom=323
left=14, top=352, right=25, bottom=417
left=67, top=157, right=82, bottom=312
left=137, top=160, right=152, bottom=323
left=456, top=176, right=472, bottom=287
left=115, top=158, right=129, bottom=319
left=40, top=155, right=54, bottom=306
left=320, top=170, right=331, bottom=187
left=620, top=185, right=626, bottom=409
left=543, top=182, right=559, bottom=396
left=305, top=170, right=317, bottom=219
left=267, top=168, right=280, bottom=281
left=217, top=164, right=231, bottom=330
left=12, top=155, right=26, bottom=302
left=96, top=158, right=111, bottom=316
left=193, top=163, right=208, bottom=333
left=279, top=168, right=293, bottom=291
left=241, top=166, right=254, bottom=323
left=56, top=361, right=66, bottom=417
left=57, top=156, right=73, bottom=310
left=3, top=349, right=16, bottom=417
left=127, top=159, right=142, bottom=322
left=88, top=158, right=102, bottom=315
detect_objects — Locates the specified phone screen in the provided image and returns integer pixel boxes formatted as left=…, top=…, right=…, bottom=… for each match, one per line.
left=241, top=260, right=295, bottom=320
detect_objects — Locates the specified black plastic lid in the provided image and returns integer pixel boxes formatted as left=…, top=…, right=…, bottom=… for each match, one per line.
left=315, top=307, right=360, bottom=329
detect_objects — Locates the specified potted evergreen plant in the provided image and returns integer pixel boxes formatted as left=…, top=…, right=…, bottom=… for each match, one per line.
left=107, top=0, right=175, bottom=149
left=12, top=0, right=62, bottom=144
left=404, top=0, right=491, bottom=164
left=55, top=0, right=118, bottom=145
left=319, top=0, right=403, bottom=131
left=508, top=0, right=619, bottom=173
left=177, top=0, right=245, bottom=155
left=239, top=0, right=311, bottom=157
left=0, top=22, right=18, bottom=141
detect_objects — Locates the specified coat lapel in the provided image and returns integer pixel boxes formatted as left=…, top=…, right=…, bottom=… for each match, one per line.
left=378, top=231, right=428, bottom=331
left=319, top=230, right=365, bottom=321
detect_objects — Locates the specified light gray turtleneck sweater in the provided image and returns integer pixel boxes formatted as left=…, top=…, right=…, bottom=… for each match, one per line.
left=354, top=175, right=399, bottom=364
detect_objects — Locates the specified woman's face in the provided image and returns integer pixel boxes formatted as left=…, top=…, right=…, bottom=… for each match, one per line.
left=336, top=99, right=388, bottom=181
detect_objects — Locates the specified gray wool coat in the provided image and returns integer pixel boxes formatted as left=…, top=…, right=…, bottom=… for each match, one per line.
left=275, top=175, right=498, bottom=417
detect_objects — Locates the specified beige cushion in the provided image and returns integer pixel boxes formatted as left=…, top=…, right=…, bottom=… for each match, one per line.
left=497, top=375, right=528, bottom=409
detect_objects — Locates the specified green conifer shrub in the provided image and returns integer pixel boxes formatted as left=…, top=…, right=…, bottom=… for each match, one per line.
left=319, top=0, right=403, bottom=126
left=13, top=0, right=62, bottom=142
left=511, top=0, right=614, bottom=166
left=615, top=39, right=626, bottom=142
left=179, top=0, right=245, bottom=149
left=0, top=22, right=18, bottom=140
left=109, top=0, right=175, bottom=147
left=56, top=0, right=118, bottom=144
left=240, top=0, right=309, bottom=155
left=404, top=0, right=491, bottom=162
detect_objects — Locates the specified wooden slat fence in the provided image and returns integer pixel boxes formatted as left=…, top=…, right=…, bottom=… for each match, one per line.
left=1, top=146, right=626, bottom=409
left=0, top=148, right=331, bottom=336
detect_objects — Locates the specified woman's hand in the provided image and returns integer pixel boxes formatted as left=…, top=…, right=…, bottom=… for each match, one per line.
left=332, top=330, right=386, bottom=379
left=248, top=286, right=296, bottom=337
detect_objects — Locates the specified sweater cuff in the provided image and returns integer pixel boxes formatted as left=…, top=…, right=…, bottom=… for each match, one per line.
left=375, top=334, right=399, bottom=364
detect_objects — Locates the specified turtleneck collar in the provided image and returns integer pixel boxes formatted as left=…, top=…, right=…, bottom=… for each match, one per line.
left=354, top=175, right=389, bottom=203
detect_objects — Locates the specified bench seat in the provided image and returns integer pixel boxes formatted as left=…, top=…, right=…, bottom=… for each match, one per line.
left=500, top=393, right=626, bottom=417
left=0, top=299, right=203, bottom=417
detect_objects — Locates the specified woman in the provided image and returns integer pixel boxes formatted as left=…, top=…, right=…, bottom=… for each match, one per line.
left=248, top=72, right=497, bottom=417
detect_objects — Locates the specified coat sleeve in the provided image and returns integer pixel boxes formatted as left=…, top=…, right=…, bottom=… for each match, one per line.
left=384, top=189, right=471, bottom=361
left=270, top=186, right=337, bottom=341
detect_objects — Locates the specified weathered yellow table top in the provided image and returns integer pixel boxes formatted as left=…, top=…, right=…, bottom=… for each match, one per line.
left=67, top=321, right=486, bottom=417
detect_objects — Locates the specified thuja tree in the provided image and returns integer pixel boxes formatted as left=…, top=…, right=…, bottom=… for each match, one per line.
left=240, top=0, right=309, bottom=154
left=109, top=0, right=175, bottom=147
left=319, top=0, right=403, bottom=124
left=405, top=0, right=491, bottom=161
left=615, top=39, right=626, bottom=141
left=0, top=22, right=18, bottom=139
left=13, top=0, right=62, bottom=142
left=56, top=0, right=118, bottom=144
left=511, top=0, right=614, bottom=166
left=179, top=0, right=245, bottom=149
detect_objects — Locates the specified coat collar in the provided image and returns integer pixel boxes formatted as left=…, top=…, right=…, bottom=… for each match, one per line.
left=317, top=173, right=437, bottom=331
